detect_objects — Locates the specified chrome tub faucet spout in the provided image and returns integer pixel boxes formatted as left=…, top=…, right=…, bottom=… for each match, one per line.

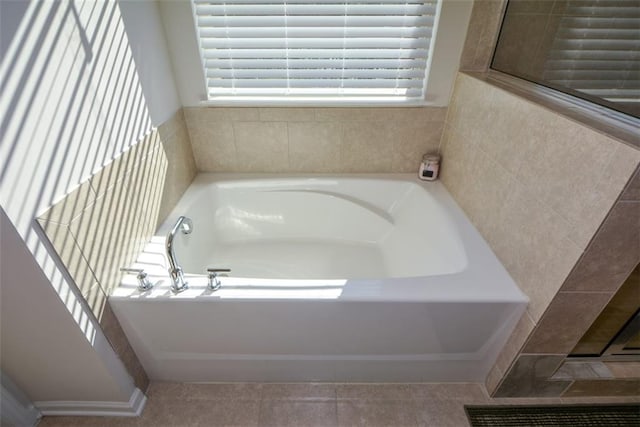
left=166, top=216, right=192, bottom=293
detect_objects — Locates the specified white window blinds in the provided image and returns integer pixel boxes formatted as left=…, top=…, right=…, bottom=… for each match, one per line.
left=192, top=0, right=441, bottom=103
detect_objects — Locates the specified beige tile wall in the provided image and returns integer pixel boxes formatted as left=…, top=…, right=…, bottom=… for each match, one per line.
left=439, top=72, right=640, bottom=393
left=38, top=109, right=196, bottom=302
left=36, top=109, right=197, bottom=390
left=459, top=0, right=507, bottom=72
left=184, top=107, right=446, bottom=173
left=570, top=265, right=640, bottom=356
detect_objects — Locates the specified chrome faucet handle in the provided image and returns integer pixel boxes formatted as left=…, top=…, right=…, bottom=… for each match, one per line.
left=207, top=268, right=231, bottom=291
left=120, top=268, right=153, bottom=291
left=169, top=267, right=188, bottom=293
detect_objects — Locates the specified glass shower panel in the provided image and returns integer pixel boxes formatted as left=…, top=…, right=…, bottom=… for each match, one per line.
left=492, top=0, right=640, bottom=118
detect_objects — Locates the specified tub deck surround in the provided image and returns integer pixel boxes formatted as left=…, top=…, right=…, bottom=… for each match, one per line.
left=110, top=174, right=527, bottom=383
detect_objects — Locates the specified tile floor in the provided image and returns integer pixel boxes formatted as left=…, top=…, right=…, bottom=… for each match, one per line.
left=38, top=382, right=640, bottom=427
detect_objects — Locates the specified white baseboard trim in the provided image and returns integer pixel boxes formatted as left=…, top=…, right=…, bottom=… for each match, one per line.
left=35, top=387, right=146, bottom=417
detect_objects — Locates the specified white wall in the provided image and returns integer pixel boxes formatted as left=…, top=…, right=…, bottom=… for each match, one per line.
left=119, top=0, right=180, bottom=126
left=0, top=208, right=130, bottom=402
left=0, top=0, right=179, bottom=404
left=157, top=0, right=205, bottom=107
left=159, top=0, right=473, bottom=107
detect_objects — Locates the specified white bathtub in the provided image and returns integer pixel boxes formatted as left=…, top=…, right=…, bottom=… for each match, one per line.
left=111, top=174, right=527, bottom=382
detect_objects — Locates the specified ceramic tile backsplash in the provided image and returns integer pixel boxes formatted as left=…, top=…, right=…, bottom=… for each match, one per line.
left=36, top=109, right=197, bottom=389
left=522, top=292, right=613, bottom=355
left=484, top=365, right=504, bottom=396
left=341, top=121, right=393, bottom=172
left=571, top=264, right=640, bottom=356
left=442, top=73, right=640, bottom=318
left=38, top=220, right=98, bottom=298
left=260, top=107, right=316, bottom=122
left=459, top=0, right=507, bottom=72
left=39, top=109, right=195, bottom=293
left=68, top=177, right=142, bottom=295
left=38, top=110, right=197, bottom=300
left=621, top=168, right=640, bottom=200
left=39, top=181, right=97, bottom=225
left=561, top=201, right=640, bottom=293
left=391, top=121, right=444, bottom=172
left=288, top=122, right=343, bottom=172
left=188, top=120, right=237, bottom=172
left=184, top=107, right=445, bottom=173
left=157, top=111, right=198, bottom=222
left=493, top=311, right=536, bottom=378
left=441, top=72, right=640, bottom=397
left=233, top=121, right=289, bottom=172
left=567, top=144, right=640, bottom=249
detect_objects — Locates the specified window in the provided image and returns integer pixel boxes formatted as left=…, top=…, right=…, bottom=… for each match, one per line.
left=492, top=0, right=640, bottom=119
left=191, top=0, right=441, bottom=104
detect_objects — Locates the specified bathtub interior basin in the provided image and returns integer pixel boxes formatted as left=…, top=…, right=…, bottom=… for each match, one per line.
left=162, top=176, right=468, bottom=280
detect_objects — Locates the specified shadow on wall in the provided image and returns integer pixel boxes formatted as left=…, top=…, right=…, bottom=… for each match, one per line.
left=0, top=1, right=195, bottom=338
left=36, top=130, right=169, bottom=319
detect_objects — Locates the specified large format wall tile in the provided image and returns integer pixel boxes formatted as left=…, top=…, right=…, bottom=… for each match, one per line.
left=157, top=110, right=198, bottom=223
left=183, top=108, right=238, bottom=171
left=38, top=218, right=98, bottom=298
left=459, top=0, right=506, bottom=72
left=391, top=121, right=443, bottom=172
left=260, top=108, right=316, bottom=122
left=493, top=311, right=536, bottom=378
left=38, top=109, right=196, bottom=305
left=488, top=185, right=582, bottom=321
left=39, top=181, right=97, bottom=225
left=442, top=72, right=640, bottom=397
left=68, top=178, right=140, bottom=295
left=561, top=201, right=640, bottom=293
left=571, top=265, right=640, bottom=356
left=288, top=122, right=343, bottom=172
left=233, top=121, right=289, bottom=172
left=523, top=292, right=613, bottom=354
left=442, top=73, right=640, bottom=315
left=184, top=107, right=446, bottom=173
left=621, top=168, right=640, bottom=200
left=341, top=121, right=393, bottom=172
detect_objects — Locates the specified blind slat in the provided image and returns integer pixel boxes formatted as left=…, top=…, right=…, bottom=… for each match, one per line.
left=203, top=48, right=429, bottom=60
left=207, top=68, right=426, bottom=79
left=197, top=15, right=435, bottom=27
left=200, top=37, right=430, bottom=50
left=205, top=58, right=428, bottom=69
left=208, top=78, right=425, bottom=89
